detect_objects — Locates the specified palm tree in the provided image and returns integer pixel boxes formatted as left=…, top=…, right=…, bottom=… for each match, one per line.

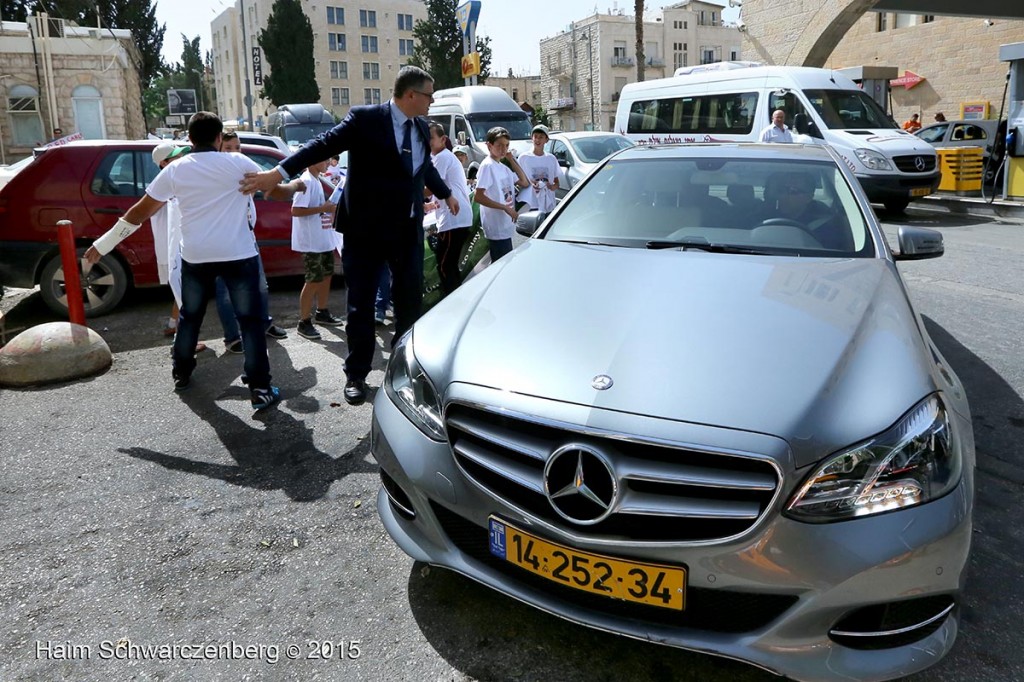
left=635, top=0, right=645, bottom=82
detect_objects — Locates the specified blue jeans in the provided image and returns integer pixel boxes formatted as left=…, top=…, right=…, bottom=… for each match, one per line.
left=216, top=255, right=272, bottom=344
left=173, top=256, right=271, bottom=389
left=489, top=237, right=513, bottom=262
left=375, top=265, right=392, bottom=316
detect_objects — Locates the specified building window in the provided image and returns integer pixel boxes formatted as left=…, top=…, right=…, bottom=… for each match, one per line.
left=512, top=88, right=518, bottom=100
left=613, top=41, right=626, bottom=58
left=8, top=84, right=44, bottom=146
left=730, top=50, right=739, bottom=61
left=331, top=87, right=341, bottom=105
left=359, top=9, right=377, bottom=28
left=673, top=52, right=683, bottom=70
left=327, top=7, right=344, bottom=25
left=399, top=38, right=414, bottom=56
left=684, top=20, right=687, bottom=29
left=330, top=60, right=348, bottom=79
left=922, top=14, right=935, bottom=23
left=329, top=33, right=346, bottom=51
left=398, top=13, right=413, bottom=30
left=361, top=35, right=378, bottom=53
left=72, top=84, right=105, bottom=139
left=363, top=88, right=381, bottom=105
left=876, top=12, right=888, bottom=31
left=362, top=62, right=380, bottom=80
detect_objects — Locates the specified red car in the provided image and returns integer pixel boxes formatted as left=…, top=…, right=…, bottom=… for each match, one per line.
left=0, top=140, right=324, bottom=316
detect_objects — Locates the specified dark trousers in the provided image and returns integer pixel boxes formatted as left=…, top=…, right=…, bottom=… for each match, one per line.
left=341, top=219, right=424, bottom=381
left=173, top=255, right=271, bottom=389
left=435, top=226, right=469, bottom=296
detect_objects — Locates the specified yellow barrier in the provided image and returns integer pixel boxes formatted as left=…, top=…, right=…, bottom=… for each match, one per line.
left=936, top=147, right=983, bottom=194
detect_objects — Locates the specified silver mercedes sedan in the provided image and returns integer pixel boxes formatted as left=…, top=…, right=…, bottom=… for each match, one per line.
left=371, top=143, right=974, bottom=682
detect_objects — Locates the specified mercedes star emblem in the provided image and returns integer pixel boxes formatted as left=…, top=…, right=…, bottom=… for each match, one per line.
left=914, top=156, right=926, bottom=171
left=543, top=444, right=618, bottom=525
left=592, top=374, right=614, bottom=390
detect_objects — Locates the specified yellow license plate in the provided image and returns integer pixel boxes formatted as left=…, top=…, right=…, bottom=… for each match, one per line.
left=910, top=187, right=931, bottom=197
left=488, top=517, right=686, bottom=610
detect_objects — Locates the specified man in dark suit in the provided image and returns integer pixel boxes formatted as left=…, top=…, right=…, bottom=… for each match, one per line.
left=241, top=66, right=458, bottom=405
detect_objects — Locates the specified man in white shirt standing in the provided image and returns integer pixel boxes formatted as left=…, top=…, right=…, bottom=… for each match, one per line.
left=85, top=112, right=300, bottom=410
left=759, top=109, right=794, bottom=143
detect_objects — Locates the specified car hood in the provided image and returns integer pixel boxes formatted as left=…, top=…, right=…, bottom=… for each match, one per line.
left=414, top=241, right=938, bottom=468
left=829, top=129, right=936, bottom=155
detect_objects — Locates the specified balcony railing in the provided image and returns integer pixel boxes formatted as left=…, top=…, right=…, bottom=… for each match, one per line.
left=645, top=56, right=665, bottom=67
left=611, top=91, right=620, bottom=102
left=548, top=97, right=575, bottom=111
left=610, top=55, right=634, bottom=67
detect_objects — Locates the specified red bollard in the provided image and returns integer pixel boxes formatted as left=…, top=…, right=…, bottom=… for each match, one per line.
left=56, top=219, right=86, bottom=325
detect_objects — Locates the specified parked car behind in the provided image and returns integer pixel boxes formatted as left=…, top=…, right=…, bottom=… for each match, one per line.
left=915, top=118, right=1006, bottom=185
left=544, top=131, right=635, bottom=198
left=372, top=142, right=974, bottom=682
left=0, top=140, right=325, bottom=316
left=233, top=131, right=292, bottom=156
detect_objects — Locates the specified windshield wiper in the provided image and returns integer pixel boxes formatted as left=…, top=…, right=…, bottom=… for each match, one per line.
left=645, top=238, right=773, bottom=255
left=551, top=238, right=625, bottom=247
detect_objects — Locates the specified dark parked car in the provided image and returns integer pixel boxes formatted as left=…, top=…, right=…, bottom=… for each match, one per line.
left=372, top=142, right=974, bottom=681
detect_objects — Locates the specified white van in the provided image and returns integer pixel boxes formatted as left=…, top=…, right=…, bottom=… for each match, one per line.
left=614, top=64, right=940, bottom=212
left=428, top=86, right=533, bottom=165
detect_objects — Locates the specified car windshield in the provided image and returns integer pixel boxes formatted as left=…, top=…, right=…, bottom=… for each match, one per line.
left=803, top=89, right=896, bottom=130
left=282, top=124, right=334, bottom=146
left=542, top=156, right=875, bottom=258
left=466, top=113, right=532, bottom=141
left=915, top=124, right=948, bottom=143
left=567, top=135, right=635, bottom=163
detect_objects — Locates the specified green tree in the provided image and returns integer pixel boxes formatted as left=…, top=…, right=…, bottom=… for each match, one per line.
left=258, top=0, right=318, bottom=105
left=410, top=0, right=492, bottom=89
left=531, top=106, right=552, bottom=128
left=179, top=34, right=207, bottom=111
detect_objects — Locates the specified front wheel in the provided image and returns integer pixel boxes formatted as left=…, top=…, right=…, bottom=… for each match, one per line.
left=39, top=250, right=128, bottom=318
left=883, top=198, right=910, bottom=213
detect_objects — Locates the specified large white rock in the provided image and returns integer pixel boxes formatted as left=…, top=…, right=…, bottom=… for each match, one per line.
left=0, top=322, right=111, bottom=387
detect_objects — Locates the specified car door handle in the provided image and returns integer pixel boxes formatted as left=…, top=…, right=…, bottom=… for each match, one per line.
left=95, top=208, right=125, bottom=215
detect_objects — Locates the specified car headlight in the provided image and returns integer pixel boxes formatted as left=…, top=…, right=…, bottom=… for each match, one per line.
left=854, top=148, right=894, bottom=171
left=785, top=395, right=961, bottom=522
left=385, top=331, right=446, bottom=441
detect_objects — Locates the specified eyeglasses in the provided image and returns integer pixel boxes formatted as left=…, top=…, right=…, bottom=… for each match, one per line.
left=411, top=89, right=434, bottom=100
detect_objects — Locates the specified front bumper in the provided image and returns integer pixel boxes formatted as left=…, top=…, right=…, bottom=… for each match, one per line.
left=856, top=171, right=941, bottom=202
left=371, top=385, right=972, bottom=682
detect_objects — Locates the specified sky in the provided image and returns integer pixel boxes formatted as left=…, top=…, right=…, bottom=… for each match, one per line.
left=155, top=0, right=738, bottom=73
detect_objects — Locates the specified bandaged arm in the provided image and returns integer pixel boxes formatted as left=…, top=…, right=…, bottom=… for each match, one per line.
left=91, top=217, right=143, bottom=256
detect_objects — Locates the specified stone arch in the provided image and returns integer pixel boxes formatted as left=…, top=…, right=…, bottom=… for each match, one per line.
left=741, top=0, right=882, bottom=67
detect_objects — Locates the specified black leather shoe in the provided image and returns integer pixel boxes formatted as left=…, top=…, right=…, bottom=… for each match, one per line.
left=344, top=379, right=367, bottom=405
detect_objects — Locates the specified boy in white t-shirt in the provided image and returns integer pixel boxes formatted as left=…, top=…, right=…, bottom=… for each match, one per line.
left=84, top=112, right=301, bottom=410
left=291, top=160, right=340, bottom=340
left=515, top=124, right=560, bottom=213
left=474, top=126, right=529, bottom=262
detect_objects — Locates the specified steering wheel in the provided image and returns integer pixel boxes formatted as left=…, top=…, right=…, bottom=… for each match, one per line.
left=758, top=218, right=806, bottom=229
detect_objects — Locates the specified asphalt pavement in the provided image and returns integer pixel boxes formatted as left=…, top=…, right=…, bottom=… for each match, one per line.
left=1, top=207, right=1023, bottom=682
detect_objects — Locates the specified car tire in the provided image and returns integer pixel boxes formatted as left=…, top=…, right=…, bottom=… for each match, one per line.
left=39, top=250, right=128, bottom=318
left=883, top=198, right=910, bottom=213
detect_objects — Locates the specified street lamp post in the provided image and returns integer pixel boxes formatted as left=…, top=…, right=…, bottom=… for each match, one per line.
left=239, top=0, right=254, bottom=130
left=580, top=31, right=595, bottom=130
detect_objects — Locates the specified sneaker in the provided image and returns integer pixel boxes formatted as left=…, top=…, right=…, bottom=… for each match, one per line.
left=374, top=309, right=386, bottom=325
left=225, top=339, right=243, bottom=354
left=265, top=324, right=288, bottom=339
left=297, top=319, right=321, bottom=340
left=250, top=385, right=281, bottom=410
left=313, top=308, right=344, bottom=326
left=173, top=373, right=191, bottom=392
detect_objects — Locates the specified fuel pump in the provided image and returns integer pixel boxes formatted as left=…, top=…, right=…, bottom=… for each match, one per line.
left=999, top=43, right=1024, bottom=199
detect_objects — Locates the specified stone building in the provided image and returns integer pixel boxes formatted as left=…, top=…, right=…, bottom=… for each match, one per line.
left=0, top=15, right=145, bottom=163
left=487, top=74, right=543, bottom=113
left=212, top=0, right=427, bottom=129
left=824, top=11, right=1024, bottom=125
left=539, top=1, right=742, bottom=132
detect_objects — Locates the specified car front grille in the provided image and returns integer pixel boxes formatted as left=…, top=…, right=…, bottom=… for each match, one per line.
left=445, top=404, right=780, bottom=543
left=431, top=502, right=798, bottom=633
left=893, top=155, right=937, bottom=173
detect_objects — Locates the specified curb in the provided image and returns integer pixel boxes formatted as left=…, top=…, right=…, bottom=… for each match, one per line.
left=912, top=194, right=1024, bottom=221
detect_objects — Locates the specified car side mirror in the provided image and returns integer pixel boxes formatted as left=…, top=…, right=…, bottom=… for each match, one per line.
left=457, top=131, right=467, bottom=145
left=557, top=156, right=570, bottom=168
left=894, top=226, right=943, bottom=260
left=516, top=210, right=546, bottom=237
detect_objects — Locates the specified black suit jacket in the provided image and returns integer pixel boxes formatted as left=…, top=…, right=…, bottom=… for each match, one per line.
left=280, top=102, right=451, bottom=239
